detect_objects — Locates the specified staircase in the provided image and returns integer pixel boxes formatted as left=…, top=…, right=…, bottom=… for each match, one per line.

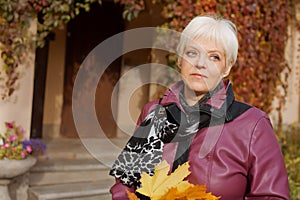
left=27, top=138, right=128, bottom=200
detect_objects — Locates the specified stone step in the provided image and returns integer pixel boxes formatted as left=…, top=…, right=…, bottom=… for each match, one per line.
left=40, top=138, right=128, bottom=161
left=27, top=138, right=124, bottom=200
left=29, top=168, right=113, bottom=187
left=31, top=158, right=109, bottom=172
left=28, top=180, right=114, bottom=200
left=30, top=158, right=113, bottom=186
left=60, top=193, right=112, bottom=200
left=37, top=139, right=95, bottom=160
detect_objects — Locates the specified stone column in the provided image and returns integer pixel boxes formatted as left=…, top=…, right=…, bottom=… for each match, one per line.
left=0, top=20, right=36, bottom=138
left=271, top=4, right=300, bottom=124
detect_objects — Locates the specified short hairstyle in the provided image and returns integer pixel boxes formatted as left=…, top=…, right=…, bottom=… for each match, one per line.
left=177, top=15, right=239, bottom=67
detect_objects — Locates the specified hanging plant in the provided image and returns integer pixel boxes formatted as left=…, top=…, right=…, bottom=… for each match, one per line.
left=0, top=0, right=102, bottom=100
left=117, top=0, right=145, bottom=21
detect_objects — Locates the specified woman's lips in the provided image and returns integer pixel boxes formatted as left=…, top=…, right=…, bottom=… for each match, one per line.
left=191, top=73, right=207, bottom=78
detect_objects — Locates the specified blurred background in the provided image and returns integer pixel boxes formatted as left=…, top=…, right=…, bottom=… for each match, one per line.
left=0, top=0, right=299, bottom=199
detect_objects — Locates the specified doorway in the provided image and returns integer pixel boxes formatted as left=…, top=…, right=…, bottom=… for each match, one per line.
left=61, top=1, right=124, bottom=138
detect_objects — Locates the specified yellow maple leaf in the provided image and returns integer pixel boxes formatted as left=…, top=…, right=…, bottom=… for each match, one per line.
left=127, top=160, right=220, bottom=200
left=136, top=160, right=191, bottom=200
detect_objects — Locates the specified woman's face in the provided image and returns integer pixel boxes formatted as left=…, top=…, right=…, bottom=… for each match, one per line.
left=178, top=37, right=232, bottom=99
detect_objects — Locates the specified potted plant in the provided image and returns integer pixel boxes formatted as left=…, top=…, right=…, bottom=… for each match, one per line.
left=0, top=121, right=46, bottom=200
left=0, top=121, right=46, bottom=175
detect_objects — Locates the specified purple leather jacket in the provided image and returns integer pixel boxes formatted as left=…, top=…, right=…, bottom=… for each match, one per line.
left=110, top=81, right=290, bottom=200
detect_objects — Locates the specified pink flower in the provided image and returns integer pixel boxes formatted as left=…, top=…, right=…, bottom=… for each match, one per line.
left=4, top=143, right=10, bottom=148
left=26, top=145, right=32, bottom=153
left=5, top=121, right=14, bottom=129
left=9, top=135, right=18, bottom=142
left=17, top=125, right=25, bottom=134
left=20, top=151, right=26, bottom=158
left=12, top=147, right=16, bottom=152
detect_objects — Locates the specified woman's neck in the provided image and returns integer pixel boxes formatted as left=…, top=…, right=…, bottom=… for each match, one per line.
left=183, top=86, right=205, bottom=106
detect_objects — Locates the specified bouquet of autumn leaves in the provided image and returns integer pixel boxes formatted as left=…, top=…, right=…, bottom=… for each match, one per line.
left=127, top=160, right=220, bottom=200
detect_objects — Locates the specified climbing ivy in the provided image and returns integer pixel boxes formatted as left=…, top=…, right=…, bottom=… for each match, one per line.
left=120, top=0, right=295, bottom=121
left=149, top=0, right=295, bottom=123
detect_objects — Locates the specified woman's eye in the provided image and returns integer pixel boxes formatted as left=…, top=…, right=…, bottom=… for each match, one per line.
left=209, top=55, right=220, bottom=61
left=185, top=50, right=198, bottom=57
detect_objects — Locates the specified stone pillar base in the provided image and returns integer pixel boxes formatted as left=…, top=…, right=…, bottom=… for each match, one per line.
left=0, top=179, right=12, bottom=200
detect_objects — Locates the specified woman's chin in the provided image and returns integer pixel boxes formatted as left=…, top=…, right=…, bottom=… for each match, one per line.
left=186, top=83, right=209, bottom=95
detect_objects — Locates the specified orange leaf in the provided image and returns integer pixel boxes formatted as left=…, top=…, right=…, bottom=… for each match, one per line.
left=185, top=185, right=220, bottom=200
left=159, top=184, right=220, bottom=200
left=126, top=190, right=140, bottom=200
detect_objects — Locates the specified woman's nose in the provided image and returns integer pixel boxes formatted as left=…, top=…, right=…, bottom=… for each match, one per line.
left=195, top=57, right=207, bottom=69
left=195, top=64, right=205, bottom=70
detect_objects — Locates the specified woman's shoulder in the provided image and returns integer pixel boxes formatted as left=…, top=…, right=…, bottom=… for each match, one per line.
left=233, top=100, right=270, bottom=122
left=230, top=101, right=274, bottom=136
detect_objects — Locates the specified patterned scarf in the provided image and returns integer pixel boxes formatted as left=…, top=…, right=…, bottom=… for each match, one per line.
left=109, top=82, right=232, bottom=187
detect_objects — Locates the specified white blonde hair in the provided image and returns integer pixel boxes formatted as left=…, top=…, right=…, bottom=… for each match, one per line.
left=177, top=15, right=239, bottom=67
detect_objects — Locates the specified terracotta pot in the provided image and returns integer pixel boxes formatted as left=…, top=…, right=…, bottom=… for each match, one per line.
left=0, top=156, right=37, bottom=179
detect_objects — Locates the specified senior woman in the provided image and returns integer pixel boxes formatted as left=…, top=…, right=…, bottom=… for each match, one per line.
left=109, top=15, right=290, bottom=199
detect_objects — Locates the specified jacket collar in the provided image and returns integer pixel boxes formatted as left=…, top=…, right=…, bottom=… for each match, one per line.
left=160, top=79, right=234, bottom=113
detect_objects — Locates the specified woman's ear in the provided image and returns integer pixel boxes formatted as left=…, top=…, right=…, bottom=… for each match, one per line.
left=223, top=61, right=233, bottom=78
left=177, top=57, right=182, bottom=69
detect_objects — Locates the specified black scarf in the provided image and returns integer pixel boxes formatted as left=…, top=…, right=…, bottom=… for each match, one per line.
left=109, top=82, right=250, bottom=187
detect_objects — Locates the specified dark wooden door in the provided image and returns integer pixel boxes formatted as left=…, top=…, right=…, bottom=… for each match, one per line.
left=61, top=2, right=124, bottom=138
